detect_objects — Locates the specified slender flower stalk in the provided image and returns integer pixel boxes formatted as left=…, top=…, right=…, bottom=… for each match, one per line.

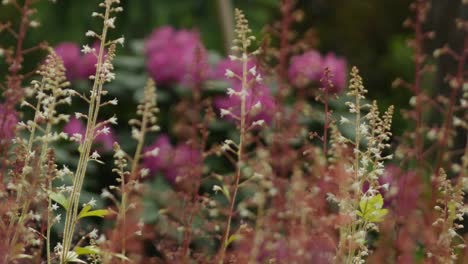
left=336, top=67, right=394, bottom=263
left=60, top=1, right=123, bottom=262
left=111, top=79, right=159, bottom=262
left=217, top=9, right=261, bottom=264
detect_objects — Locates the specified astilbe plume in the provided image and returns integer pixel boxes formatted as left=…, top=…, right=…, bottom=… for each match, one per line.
left=2, top=49, right=72, bottom=262
left=333, top=67, right=394, bottom=264
left=0, top=0, right=51, bottom=182
left=99, top=79, right=159, bottom=262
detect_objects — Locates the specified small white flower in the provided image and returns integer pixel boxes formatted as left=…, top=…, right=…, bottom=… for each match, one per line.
left=105, top=17, right=116, bottom=28
left=87, top=197, right=97, bottom=208
left=89, top=228, right=98, bottom=239
left=148, top=147, right=159, bottom=157
left=51, top=203, right=59, bottom=211
left=226, top=88, right=237, bottom=97
left=340, top=116, right=350, bottom=124
left=255, top=74, right=263, bottom=83
left=140, top=168, right=150, bottom=178
left=99, top=126, right=110, bottom=135
left=54, top=214, right=62, bottom=224
left=249, top=66, right=256, bottom=76
left=101, top=188, right=112, bottom=198
left=115, top=36, right=125, bottom=46
left=225, top=69, right=235, bottom=78
left=220, top=108, right=231, bottom=118
left=252, top=119, right=265, bottom=127
left=29, top=20, right=40, bottom=28
left=81, top=45, right=95, bottom=54
left=85, top=30, right=97, bottom=37
left=90, top=151, right=101, bottom=160
left=75, top=112, right=86, bottom=119
left=114, top=149, right=126, bottom=159
left=108, top=116, right=118, bottom=124
left=109, top=98, right=118, bottom=105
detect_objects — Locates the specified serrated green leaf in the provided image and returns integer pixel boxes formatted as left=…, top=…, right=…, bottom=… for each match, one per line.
left=78, top=209, right=109, bottom=219
left=49, top=192, right=69, bottom=211
left=357, top=194, right=388, bottom=223
left=367, top=208, right=388, bottom=223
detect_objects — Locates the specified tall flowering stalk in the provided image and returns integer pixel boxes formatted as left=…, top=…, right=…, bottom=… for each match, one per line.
left=0, top=0, right=49, bottom=181
left=107, top=79, right=159, bottom=262
left=3, top=50, right=72, bottom=262
left=59, top=0, right=124, bottom=262
left=216, top=9, right=263, bottom=264
left=335, top=67, right=394, bottom=263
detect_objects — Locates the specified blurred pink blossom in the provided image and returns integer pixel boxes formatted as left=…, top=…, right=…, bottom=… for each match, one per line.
left=288, top=50, right=347, bottom=93
left=145, top=26, right=209, bottom=86
left=54, top=42, right=81, bottom=81
left=143, top=134, right=202, bottom=183
left=288, top=50, right=323, bottom=87
left=54, top=42, right=102, bottom=81
left=322, top=53, right=347, bottom=93
left=64, top=118, right=115, bottom=152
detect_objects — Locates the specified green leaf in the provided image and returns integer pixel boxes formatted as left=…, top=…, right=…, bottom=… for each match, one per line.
left=227, top=234, right=242, bottom=247
left=78, top=208, right=109, bottom=219
left=357, top=194, right=388, bottom=223
left=49, top=192, right=69, bottom=211
left=75, top=246, right=100, bottom=255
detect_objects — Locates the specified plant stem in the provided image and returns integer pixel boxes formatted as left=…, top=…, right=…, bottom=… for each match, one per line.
left=217, top=50, right=248, bottom=264
left=61, top=4, right=112, bottom=262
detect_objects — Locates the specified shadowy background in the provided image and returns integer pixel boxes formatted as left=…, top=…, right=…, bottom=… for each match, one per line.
left=1, top=0, right=465, bottom=136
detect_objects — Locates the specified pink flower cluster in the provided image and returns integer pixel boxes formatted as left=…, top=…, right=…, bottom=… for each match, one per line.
left=213, top=58, right=275, bottom=125
left=63, top=118, right=115, bottom=152
left=0, top=104, right=18, bottom=140
left=288, top=50, right=347, bottom=93
left=144, top=26, right=208, bottom=86
left=54, top=42, right=100, bottom=81
left=143, top=134, right=201, bottom=183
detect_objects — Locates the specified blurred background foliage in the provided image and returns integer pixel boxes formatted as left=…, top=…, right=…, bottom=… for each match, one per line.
left=2, top=0, right=464, bottom=136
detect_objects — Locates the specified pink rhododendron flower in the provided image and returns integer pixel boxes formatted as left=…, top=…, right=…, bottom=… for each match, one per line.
left=145, top=26, right=208, bottom=86
left=213, top=58, right=275, bottom=125
left=0, top=104, right=18, bottom=140
left=288, top=50, right=347, bottom=93
left=54, top=42, right=102, bottom=81
left=54, top=42, right=81, bottom=81
left=143, top=134, right=202, bottom=183
left=64, top=118, right=115, bottom=151
left=288, top=50, right=323, bottom=87
left=322, top=53, right=347, bottom=93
